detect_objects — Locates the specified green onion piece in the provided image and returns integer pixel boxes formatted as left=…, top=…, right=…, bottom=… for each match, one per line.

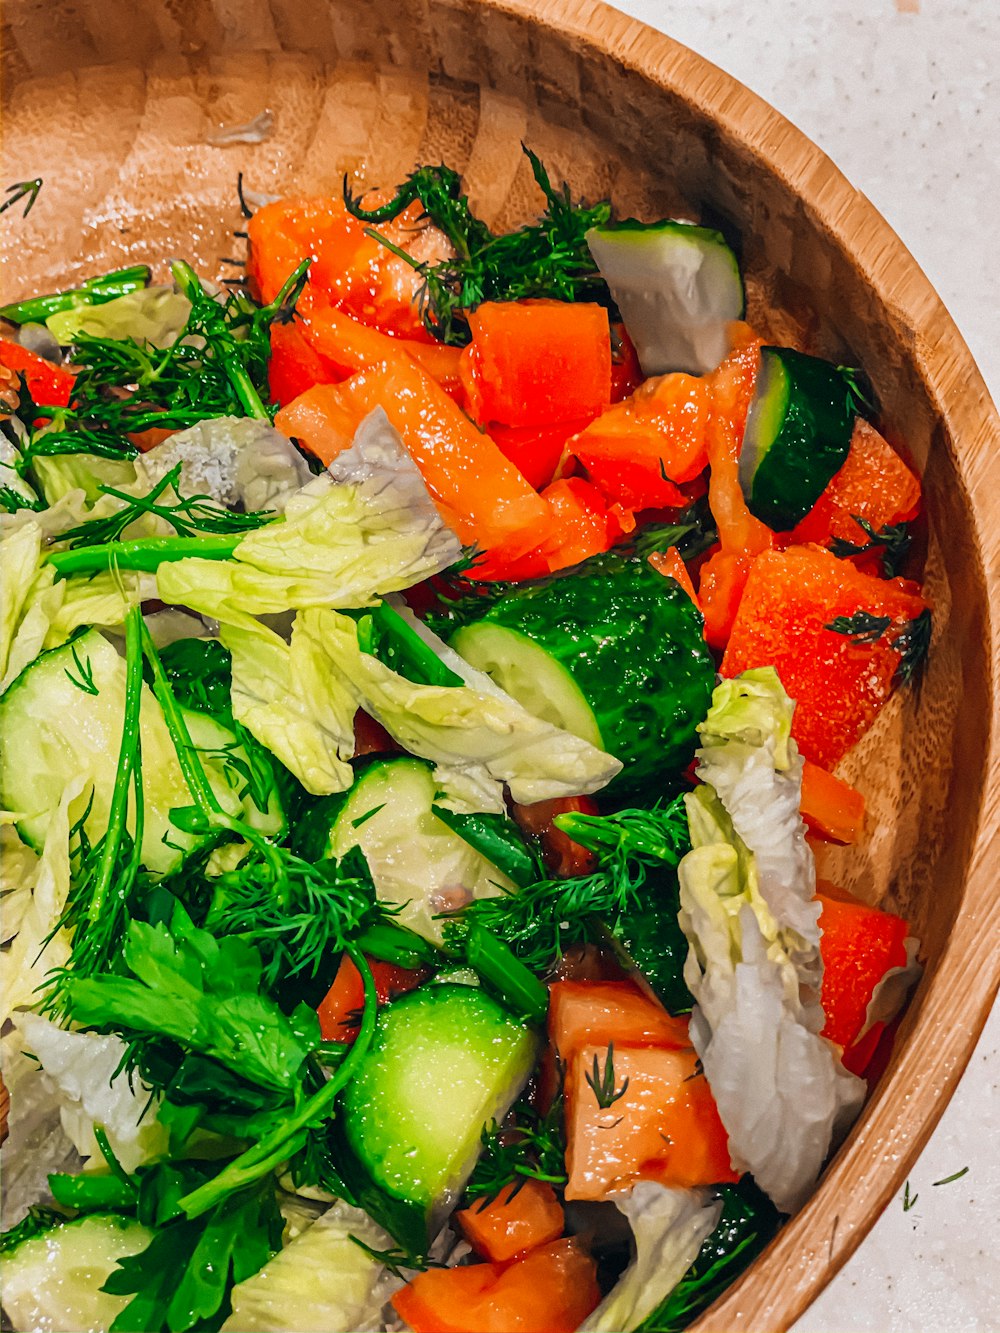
left=48, top=533, right=240, bottom=578
left=0, top=265, right=151, bottom=325
left=461, top=921, right=549, bottom=1024
left=353, top=920, right=440, bottom=970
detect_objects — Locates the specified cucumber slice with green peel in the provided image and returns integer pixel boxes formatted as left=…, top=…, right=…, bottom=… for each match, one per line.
left=222, top=1200, right=395, bottom=1333
left=586, top=219, right=744, bottom=375
left=297, top=756, right=515, bottom=945
left=739, top=346, right=857, bottom=530
left=449, top=563, right=715, bottom=796
left=450, top=621, right=604, bottom=751
left=0, top=630, right=283, bottom=872
left=342, top=984, right=538, bottom=1232
left=0, top=1213, right=154, bottom=1333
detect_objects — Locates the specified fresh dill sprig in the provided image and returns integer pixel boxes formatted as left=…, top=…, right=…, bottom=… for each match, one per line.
left=465, top=1097, right=567, bottom=1204
left=585, top=1043, right=630, bottom=1109
left=828, top=516, right=911, bottom=578
left=344, top=145, right=611, bottom=345
left=825, top=606, right=931, bottom=688
left=60, top=462, right=275, bottom=549
left=825, top=610, right=894, bottom=644
left=0, top=177, right=43, bottom=220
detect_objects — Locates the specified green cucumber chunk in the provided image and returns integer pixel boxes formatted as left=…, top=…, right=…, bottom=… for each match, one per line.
left=342, top=984, right=538, bottom=1228
left=222, top=1201, right=393, bottom=1333
left=299, top=756, right=514, bottom=945
left=0, top=629, right=283, bottom=872
left=0, top=1213, right=154, bottom=1333
left=450, top=563, right=714, bottom=796
left=450, top=621, right=604, bottom=751
left=586, top=219, right=744, bottom=375
left=739, top=346, right=856, bottom=530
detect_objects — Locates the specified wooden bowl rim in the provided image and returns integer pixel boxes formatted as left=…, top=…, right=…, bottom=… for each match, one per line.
left=494, top=1, right=1000, bottom=1327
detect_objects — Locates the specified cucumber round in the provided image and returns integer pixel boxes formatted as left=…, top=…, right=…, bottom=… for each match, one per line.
left=0, top=1213, right=153, bottom=1333
left=0, top=629, right=283, bottom=872
left=450, top=621, right=604, bottom=750
left=449, top=564, right=714, bottom=795
left=586, top=219, right=744, bottom=375
left=739, top=346, right=856, bottom=530
left=342, top=984, right=537, bottom=1225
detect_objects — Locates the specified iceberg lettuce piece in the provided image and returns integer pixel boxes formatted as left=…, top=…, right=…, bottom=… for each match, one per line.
left=157, top=411, right=462, bottom=620
left=581, top=1183, right=721, bottom=1332
left=694, top=666, right=819, bottom=987
left=679, top=784, right=864, bottom=1215
left=12, top=1013, right=168, bottom=1173
left=0, top=521, right=44, bottom=685
left=294, top=608, right=621, bottom=803
left=221, top=616, right=356, bottom=796
left=45, top=284, right=191, bottom=348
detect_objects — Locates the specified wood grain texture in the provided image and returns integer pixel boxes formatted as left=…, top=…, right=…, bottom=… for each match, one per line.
left=1, top=1, right=998, bottom=1328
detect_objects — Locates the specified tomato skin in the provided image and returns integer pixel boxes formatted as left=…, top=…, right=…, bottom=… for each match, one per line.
left=510, top=795, right=599, bottom=878
left=316, top=954, right=426, bottom=1042
left=0, top=337, right=75, bottom=408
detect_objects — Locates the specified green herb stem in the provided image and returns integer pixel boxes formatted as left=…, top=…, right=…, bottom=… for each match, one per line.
left=461, top=921, right=549, bottom=1023
left=48, top=533, right=240, bottom=578
left=178, top=947, right=378, bottom=1219
left=0, top=265, right=150, bottom=325
left=170, top=261, right=268, bottom=421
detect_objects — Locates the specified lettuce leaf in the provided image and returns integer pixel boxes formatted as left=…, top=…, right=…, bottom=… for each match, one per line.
left=220, top=616, right=356, bottom=796
left=0, top=521, right=44, bottom=685
left=300, top=608, right=621, bottom=802
left=581, top=1183, right=721, bottom=1332
left=157, top=411, right=462, bottom=620
left=45, top=284, right=191, bottom=348
left=679, top=783, right=864, bottom=1215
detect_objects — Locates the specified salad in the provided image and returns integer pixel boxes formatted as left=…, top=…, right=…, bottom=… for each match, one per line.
left=0, top=149, right=927, bottom=1333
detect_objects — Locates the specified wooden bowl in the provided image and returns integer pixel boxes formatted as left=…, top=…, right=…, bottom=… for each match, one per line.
left=2, top=1, right=998, bottom=1327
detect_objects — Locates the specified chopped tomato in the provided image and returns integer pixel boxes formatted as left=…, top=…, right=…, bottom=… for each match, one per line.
left=564, top=1042, right=738, bottom=1199
left=488, top=419, right=590, bottom=492
left=722, top=545, right=929, bottom=768
left=0, top=337, right=75, bottom=408
left=274, top=360, right=552, bottom=556
left=610, top=323, right=644, bottom=401
left=352, top=708, right=398, bottom=758
left=316, top=954, right=426, bottom=1042
left=472, top=477, right=629, bottom=582
left=564, top=371, right=711, bottom=510
left=510, top=795, right=599, bottom=879
left=300, top=304, right=463, bottom=395
left=790, top=419, right=922, bottom=552
left=548, top=980, right=690, bottom=1063
left=268, top=319, right=342, bottom=407
left=457, top=1180, right=565, bottom=1263
left=392, top=1239, right=601, bottom=1333
left=648, top=546, right=700, bottom=610
left=461, top=300, right=611, bottom=429
left=800, top=760, right=865, bottom=844
left=817, top=883, right=910, bottom=1074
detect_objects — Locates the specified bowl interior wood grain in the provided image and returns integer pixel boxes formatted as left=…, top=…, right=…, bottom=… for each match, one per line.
left=2, top=1, right=998, bottom=1327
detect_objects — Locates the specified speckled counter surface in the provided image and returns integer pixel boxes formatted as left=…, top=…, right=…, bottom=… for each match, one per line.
left=608, top=2, right=1000, bottom=1329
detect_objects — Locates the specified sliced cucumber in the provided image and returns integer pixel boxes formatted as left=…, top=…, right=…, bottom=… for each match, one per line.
left=297, top=756, right=514, bottom=945
left=587, top=219, right=744, bottom=375
left=0, top=629, right=283, bottom=872
left=739, top=346, right=856, bottom=530
left=0, top=1212, right=153, bottom=1333
left=222, top=1200, right=395, bottom=1333
left=450, top=622, right=604, bottom=751
left=342, top=984, right=537, bottom=1230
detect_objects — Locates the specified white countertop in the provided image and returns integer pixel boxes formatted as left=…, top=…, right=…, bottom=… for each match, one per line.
left=609, top=2, right=1000, bottom=1329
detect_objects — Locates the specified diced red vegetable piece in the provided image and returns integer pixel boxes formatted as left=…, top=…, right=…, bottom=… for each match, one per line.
left=392, top=1240, right=601, bottom=1333
left=472, top=477, right=628, bottom=582
left=488, top=419, right=590, bottom=492
left=274, top=360, right=552, bottom=555
left=800, top=759, right=865, bottom=844
left=268, top=319, right=342, bottom=407
left=352, top=708, right=399, bottom=758
left=316, top=954, right=426, bottom=1043
left=816, top=883, right=909, bottom=1071
left=457, top=1180, right=565, bottom=1263
left=564, top=1042, right=738, bottom=1199
left=548, top=980, right=691, bottom=1063
left=721, top=545, right=929, bottom=768
left=697, top=547, right=756, bottom=651
left=510, top=795, right=599, bottom=879
left=461, top=300, right=611, bottom=429
left=610, top=323, right=644, bottom=402
left=0, top=337, right=75, bottom=408
left=648, top=546, right=700, bottom=610
left=564, top=371, right=711, bottom=510
left=790, top=419, right=922, bottom=550
left=300, top=304, right=463, bottom=392
left=704, top=327, right=772, bottom=555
